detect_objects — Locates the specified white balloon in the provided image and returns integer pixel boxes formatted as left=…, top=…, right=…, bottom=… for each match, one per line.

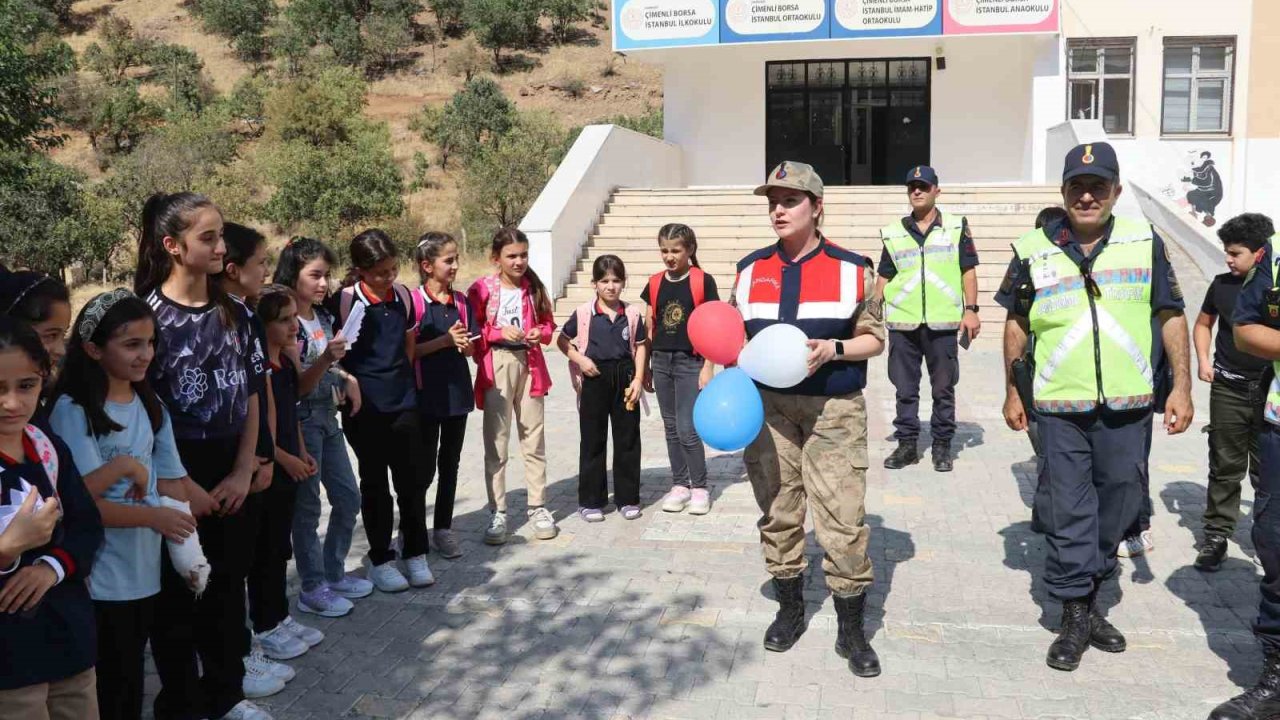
left=738, top=323, right=810, bottom=389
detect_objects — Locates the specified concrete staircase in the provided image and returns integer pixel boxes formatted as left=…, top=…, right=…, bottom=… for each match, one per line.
left=553, top=185, right=1065, bottom=337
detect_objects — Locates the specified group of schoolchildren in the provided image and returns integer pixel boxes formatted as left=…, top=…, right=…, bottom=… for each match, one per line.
left=0, top=194, right=720, bottom=720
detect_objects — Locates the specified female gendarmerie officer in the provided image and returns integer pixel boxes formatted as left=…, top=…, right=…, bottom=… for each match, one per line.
left=735, top=161, right=887, bottom=677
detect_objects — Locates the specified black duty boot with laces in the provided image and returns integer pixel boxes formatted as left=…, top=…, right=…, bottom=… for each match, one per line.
left=931, top=440, right=953, bottom=472
left=883, top=441, right=920, bottom=470
left=1209, top=649, right=1280, bottom=719
left=1085, top=589, right=1126, bottom=653
left=1197, top=534, right=1230, bottom=572
left=833, top=593, right=881, bottom=677
left=763, top=576, right=806, bottom=652
left=1046, top=598, right=1092, bottom=671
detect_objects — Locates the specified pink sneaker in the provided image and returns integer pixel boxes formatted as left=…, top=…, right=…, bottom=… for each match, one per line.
left=689, top=488, right=711, bottom=515
left=661, top=486, right=692, bottom=513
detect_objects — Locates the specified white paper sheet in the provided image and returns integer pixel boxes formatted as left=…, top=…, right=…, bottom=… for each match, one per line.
left=339, top=301, right=367, bottom=347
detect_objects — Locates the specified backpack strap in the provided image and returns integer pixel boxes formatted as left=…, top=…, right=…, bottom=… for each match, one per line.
left=393, top=282, right=414, bottom=325
left=412, top=286, right=428, bottom=330
left=647, top=271, right=664, bottom=328
left=25, top=425, right=57, bottom=496
left=573, top=302, right=593, bottom=354
left=624, top=304, right=642, bottom=356
left=453, top=290, right=469, bottom=329
left=338, top=286, right=355, bottom=326
left=689, top=267, right=706, bottom=307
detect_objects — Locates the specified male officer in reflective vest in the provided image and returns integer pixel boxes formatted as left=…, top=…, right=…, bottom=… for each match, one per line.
left=878, top=166, right=981, bottom=472
left=1212, top=222, right=1280, bottom=720
left=996, top=142, right=1194, bottom=672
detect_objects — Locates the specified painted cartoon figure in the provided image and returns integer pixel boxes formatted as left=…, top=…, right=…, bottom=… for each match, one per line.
left=1183, top=151, right=1224, bottom=227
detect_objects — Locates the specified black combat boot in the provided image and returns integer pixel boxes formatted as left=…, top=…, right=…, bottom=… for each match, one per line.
left=833, top=593, right=881, bottom=677
left=1196, top=534, right=1229, bottom=572
left=1046, top=598, right=1092, bottom=671
left=931, top=440, right=953, bottom=472
left=1086, top=588, right=1126, bottom=653
left=883, top=441, right=920, bottom=469
left=1210, top=648, right=1280, bottom=719
left=763, top=576, right=806, bottom=652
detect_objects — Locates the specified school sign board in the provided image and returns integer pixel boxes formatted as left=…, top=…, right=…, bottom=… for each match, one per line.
left=613, top=0, right=1059, bottom=50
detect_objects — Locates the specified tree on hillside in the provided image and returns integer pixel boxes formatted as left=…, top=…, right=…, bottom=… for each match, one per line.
left=0, top=150, right=127, bottom=278
left=543, top=0, right=591, bottom=44
left=82, top=16, right=154, bottom=81
left=264, top=65, right=366, bottom=145
left=61, top=79, right=160, bottom=157
left=0, top=0, right=74, bottom=154
left=463, top=0, right=539, bottom=66
left=427, top=0, right=465, bottom=36
left=225, top=75, right=268, bottom=136
left=191, top=0, right=276, bottom=61
left=278, top=0, right=422, bottom=72
left=146, top=44, right=217, bottom=113
left=443, top=37, right=486, bottom=81
left=412, top=77, right=513, bottom=168
left=460, top=111, right=566, bottom=242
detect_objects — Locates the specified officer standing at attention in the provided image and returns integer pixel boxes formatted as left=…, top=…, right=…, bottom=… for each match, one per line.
left=1209, top=218, right=1280, bottom=720
left=997, top=142, right=1193, bottom=672
left=735, top=161, right=887, bottom=678
left=879, top=166, right=981, bottom=472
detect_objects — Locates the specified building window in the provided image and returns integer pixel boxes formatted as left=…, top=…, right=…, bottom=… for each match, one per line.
left=1065, top=38, right=1134, bottom=135
left=1162, top=37, right=1235, bottom=134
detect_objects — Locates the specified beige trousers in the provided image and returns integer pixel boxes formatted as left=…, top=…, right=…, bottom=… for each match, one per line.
left=743, top=389, right=874, bottom=596
left=484, top=348, right=548, bottom=512
left=0, top=668, right=98, bottom=720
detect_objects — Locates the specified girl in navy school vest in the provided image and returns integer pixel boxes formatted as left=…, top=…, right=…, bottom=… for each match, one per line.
left=410, top=232, right=478, bottom=561
left=0, top=315, right=104, bottom=719
left=556, top=254, right=648, bottom=523
left=334, top=230, right=430, bottom=593
left=0, top=269, right=72, bottom=428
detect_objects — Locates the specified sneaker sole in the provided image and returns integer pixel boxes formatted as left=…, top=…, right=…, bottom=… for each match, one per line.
left=330, top=586, right=374, bottom=600
left=437, top=549, right=463, bottom=559
left=374, top=581, right=410, bottom=593
left=260, top=645, right=308, bottom=661
left=662, top=502, right=688, bottom=513
left=484, top=534, right=508, bottom=546
left=407, top=575, right=436, bottom=588
left=243, top=682, right=287, bottom=699
left=296, top=600, right=352, bottom=618
left=534, top=527, right=559, bottom=540
left=687, top=505, right=710, bottom=516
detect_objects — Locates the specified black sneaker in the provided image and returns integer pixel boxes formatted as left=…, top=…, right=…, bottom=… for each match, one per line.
left=883, top=441, right=919, bottom=469
left=1196, top=534, right=1229, bottom=572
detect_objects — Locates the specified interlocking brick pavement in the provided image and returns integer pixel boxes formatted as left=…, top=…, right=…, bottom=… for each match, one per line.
left=142, top=239, right=1255, bottom=719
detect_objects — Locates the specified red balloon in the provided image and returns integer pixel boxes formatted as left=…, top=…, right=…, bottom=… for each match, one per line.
left=687, top=301, right=745, bottom=366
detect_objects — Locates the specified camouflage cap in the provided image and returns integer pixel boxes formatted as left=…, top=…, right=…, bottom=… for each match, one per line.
left=754, top=161, right=824, bottom=198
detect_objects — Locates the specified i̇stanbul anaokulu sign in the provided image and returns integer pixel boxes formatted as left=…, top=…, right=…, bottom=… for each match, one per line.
left=613, top=0, right=1060, bottom=50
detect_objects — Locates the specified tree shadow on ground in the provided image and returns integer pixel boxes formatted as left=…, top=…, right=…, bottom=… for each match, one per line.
left=65, top=3, right=115, bottom=34
left=494, top=53, right=540, bottom=75
left=880, top=420, right=985, bottom=456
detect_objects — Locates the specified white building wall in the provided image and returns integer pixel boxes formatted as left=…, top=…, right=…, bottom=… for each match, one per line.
left=659, top=34, right=1052, bottom=187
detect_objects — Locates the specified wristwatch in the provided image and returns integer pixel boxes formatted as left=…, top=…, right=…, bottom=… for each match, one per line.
left=834, top=340, right=845, bottom=357
left=964, top=304, right=980, bottom=313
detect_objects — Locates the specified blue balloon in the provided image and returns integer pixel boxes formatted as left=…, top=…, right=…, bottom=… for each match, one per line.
left=693, top=367, right=764, bottom=452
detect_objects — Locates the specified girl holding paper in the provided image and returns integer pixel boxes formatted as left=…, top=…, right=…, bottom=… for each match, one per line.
left=334, top=230, right=429, bottom=594
left=272, top=238, right=370, bottom=617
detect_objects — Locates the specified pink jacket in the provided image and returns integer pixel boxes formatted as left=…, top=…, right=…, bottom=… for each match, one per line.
left=467, top=274, right=556, bottom=409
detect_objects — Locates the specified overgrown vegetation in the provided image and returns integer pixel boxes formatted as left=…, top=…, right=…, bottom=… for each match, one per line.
left=0, top=0, right=661, bottom=281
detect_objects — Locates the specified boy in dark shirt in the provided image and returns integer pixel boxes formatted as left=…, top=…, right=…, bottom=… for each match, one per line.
left=1193, top=213, right=1273, bottom=571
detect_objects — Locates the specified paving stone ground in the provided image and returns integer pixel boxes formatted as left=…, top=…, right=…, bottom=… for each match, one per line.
left=145, top=240, right=1257, bottom=719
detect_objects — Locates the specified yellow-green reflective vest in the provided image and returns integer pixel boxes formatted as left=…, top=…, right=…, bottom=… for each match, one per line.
left=1013, top=216, right=1156, bottom=414
left=880, top=215, right=966, bottom=331
left=1264, top=234, right=1280, bottom=425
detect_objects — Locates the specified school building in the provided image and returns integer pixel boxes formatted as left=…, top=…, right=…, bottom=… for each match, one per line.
left=521, top=0, right=1277, bottom=321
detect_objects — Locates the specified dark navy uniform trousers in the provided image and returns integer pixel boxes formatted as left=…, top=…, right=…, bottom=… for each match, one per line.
left=888, top=327, right=958, bottom=444
left=1034, top=409, right=1151, bottom=601
left=1255, top=425, right=1280, bottom=648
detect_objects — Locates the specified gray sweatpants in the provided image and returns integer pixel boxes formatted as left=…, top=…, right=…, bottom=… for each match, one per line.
left=652, top=350, right=708, bottom=489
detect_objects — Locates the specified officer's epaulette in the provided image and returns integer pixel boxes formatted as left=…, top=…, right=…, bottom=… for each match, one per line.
left=736, top=245, right=778, bottom=273
left=823, top=243, right=872, bottom=267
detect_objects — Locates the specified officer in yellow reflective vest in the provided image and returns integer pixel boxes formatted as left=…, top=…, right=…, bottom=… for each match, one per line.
left=1213, top=220, right=1280, bottom=720
left=996, top=142, right=1194, bottom=672
left=877, top=166, right=981, bottom=472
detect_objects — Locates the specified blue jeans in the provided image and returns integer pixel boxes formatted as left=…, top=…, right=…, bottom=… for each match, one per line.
left=292, top=401, right=362, bottom=592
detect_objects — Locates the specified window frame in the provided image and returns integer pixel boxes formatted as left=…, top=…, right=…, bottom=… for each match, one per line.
left=1064, top=37, right=1137, bottom=136
left=1160, top=36, right=1236, bottom=136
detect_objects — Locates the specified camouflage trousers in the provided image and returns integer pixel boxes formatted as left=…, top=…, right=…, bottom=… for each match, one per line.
left=743, top=389, right=874, bottom=597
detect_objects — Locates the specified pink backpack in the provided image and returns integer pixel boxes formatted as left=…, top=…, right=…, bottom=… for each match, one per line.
left=411, top=285, right=470, bottom=390
left=567, top=301, right=643, bottom=394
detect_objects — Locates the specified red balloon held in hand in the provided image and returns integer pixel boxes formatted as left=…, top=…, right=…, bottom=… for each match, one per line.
left=687, top=301, right=745, bottom=366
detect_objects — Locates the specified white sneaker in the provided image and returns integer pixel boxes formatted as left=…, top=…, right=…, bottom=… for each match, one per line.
left=528, top=507, right=558, bottom=540
left=221, top=699, right=274, bottom=719
left=368, top=560, right=410, bottom=593
left=688, top=488, right=712, bottom=515
left=402, top=554, right=435, bottom=587
left=247, top=647, right=295, bottom=683
left=282, top=615, right=324, bottom=647
left=255, top=623, right=308, bottom=661
left=662, top=486, right=692, bottom=513
left=484, top=511, right=509, bottom=545
left=1117, top=530, right=1154, bottom=558
left=240, top=652, right=286, bottom=699
left=328, top=574, right=374, bottom=599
